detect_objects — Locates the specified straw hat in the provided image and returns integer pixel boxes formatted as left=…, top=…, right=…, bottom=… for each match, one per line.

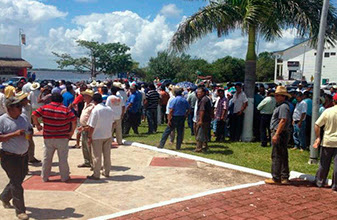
left=113, top=82, right=123, bottom=89
left=90, top=81, right=98, bottom=88
left=98, top=82, right=106, bottom=88
left=15, top=91, right=28, bottom=101
left=30, top=82, right=40, bottom=91
left=81, top=89, right=94, bottom=97
left=274, top=86, right=291, bottom=98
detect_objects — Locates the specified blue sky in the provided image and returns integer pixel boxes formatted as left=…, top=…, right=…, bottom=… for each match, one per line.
left=1, top=0, right=337, bottom=68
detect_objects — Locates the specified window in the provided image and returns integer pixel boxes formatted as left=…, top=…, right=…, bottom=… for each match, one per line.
left=331, top=52, right=336, bottom=56
left=324, top=52, right=330, bottom=57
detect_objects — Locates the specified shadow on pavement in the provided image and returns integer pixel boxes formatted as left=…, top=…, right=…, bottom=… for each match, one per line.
left=111, top=166, right=131, bottom=172
left=27, top=207, right=83, bottom=219
left=182, top=147, right=233, bottom=155
left=106, top=175, right=144, bottom=182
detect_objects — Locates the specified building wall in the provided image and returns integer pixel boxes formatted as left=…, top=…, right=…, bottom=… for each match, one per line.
left=0, top=44, right=21, bottom=59
left=275, top=42, right=337, bottom=84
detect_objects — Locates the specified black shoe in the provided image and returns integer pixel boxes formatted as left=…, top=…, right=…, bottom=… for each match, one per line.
left=77, top=163, right=91, bottom=168
left=28, top=158, right=41, bottom=164
left=87, top=175, right=100, bottom=180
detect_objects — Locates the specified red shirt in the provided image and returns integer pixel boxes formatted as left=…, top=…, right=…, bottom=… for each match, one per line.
left=33, top=102, right=76, bottom=139
left=159, top=90, right=169, bottom=105
left=73, top=94, right=84, bottom=105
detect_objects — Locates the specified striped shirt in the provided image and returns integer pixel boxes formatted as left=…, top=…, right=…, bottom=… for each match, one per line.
left=145, top=90, right=160, bottom=109
left=33, top=102, right=76, bottom=139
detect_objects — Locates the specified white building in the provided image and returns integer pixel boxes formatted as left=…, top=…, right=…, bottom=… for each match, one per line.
left=273, top=40, right=337, bottom=85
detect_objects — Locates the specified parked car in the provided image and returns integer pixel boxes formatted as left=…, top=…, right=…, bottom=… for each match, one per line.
left=321, top=82, right=336, bottom=89
left=291, top=80, right=308, bottom=87
left=2, top=77, right=26, bottom=87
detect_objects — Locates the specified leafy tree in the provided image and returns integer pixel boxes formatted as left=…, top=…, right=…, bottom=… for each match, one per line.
left=211, top=56, right=245, bottom=82
left=146, top=51, right=178, bottom=82
left=170, top=0, right=337, bottom=141
left=257, top=52, right=275, bottom=82
left=53, top=40, right=133, bottom=79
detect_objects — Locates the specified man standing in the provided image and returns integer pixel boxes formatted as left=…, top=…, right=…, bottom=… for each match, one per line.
left=195, top=87, right=212, bottom=152
left=106, top=86, right=125, bottom=145
left=123, top=85, right=140, bottom=135
left=77, top=89, right=95, bottom=168
left=265, top=86, right=291, bottom=184
left=32, top=93, right=76, bottom=182
left=257, top=89, right=276, bottom=147
left=87, top=93, right=115, bottom=180
left=159, top=86, right=169, bottom=124
left=145, top=84, right=160, bottom=134
left=292, top=92, right=307, bottom=151
left=214, top=88, right=228, bottom=142
left=230, top=83, right=248, bottom=141
left=62, top=84, right=75, bottom=107
left=0, top=97, right=31, bottom=220
left=187, top=87, right=197, bottom=136
left=158, top=87, right=189, bottom=150
left=313, top=93, right=337, bottom=190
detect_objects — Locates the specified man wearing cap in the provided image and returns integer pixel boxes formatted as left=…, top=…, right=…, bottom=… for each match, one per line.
left=230, top=83, right=248, bottom=141
left=257, top=89, right=276, bottom=147
left=32, top=93, right=77, bottom=182
left=4, top=81, right=15, bottom=98
left=265, top=86, right=291, bottom=184
left=313, top=93, right=337, bottom=190
left=0, top=97, right=31, bottom=220
left=0, top=85, right=6, bottom=116
left=87, top=93, right=115, bottom=180
left=77, top=89, right=95, bottom=168
left=292, top=92, right=307, bottom=151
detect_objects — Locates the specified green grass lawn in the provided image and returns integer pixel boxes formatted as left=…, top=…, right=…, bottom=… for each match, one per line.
left=125, top=122, right=322, bottom=176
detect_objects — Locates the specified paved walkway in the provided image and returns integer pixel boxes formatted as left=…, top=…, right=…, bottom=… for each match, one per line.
left=113, top=180, right=337, bottom=220
left=0, top=132, right=264, bottom=219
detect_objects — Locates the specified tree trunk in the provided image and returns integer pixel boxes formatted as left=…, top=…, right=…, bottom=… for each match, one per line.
left=91, top=54, right=96, bottom=80
left=242, top=25, right=257, bottom=142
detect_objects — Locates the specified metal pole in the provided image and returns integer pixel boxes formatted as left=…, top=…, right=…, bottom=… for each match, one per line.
left=309, top=0, right=330, bottom=164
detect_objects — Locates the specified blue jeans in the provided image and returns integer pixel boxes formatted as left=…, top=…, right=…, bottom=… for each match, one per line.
left=159, top=116, right=185, bottom=149
left=146, top=108, right=158, bottom=133
left=293, top=120, right=306, bottom=150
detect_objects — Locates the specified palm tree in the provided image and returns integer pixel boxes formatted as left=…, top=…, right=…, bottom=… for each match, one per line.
left=170, top=0, right=337, bottom=141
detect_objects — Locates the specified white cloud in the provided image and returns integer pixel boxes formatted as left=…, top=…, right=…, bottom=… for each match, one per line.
left=160, top=4, right=182, bottom=18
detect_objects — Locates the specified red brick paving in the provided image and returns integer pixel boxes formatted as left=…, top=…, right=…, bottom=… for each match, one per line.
left=23, top=175, right=86, bottom=191
left=150, top=157, right=198, bottom=168
left=113, top=179, right=337, bottom=220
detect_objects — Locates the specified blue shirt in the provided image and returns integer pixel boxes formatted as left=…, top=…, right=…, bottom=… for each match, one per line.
left=126, top=92, right=140, bottom=113
left=304, top=98, right=312, bottom=116
left=62, top=92, right=74, bottom=107
left=169, top=95, right=190, bottom=116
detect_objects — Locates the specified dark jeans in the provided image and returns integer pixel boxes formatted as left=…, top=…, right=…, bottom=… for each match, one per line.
left=188, top=109, right=195, bottom=135
left=253, top=111, right=261, bottom=141
left=0, top=151, right=28, bottom=215
left=123, top=112, right=139, bottom=135
left=159, top=116, right=185, bottom=150
left=271, top=131, right=290, bottom=182
left=230, top=113, right=244, bottom=141
left=160, top=105, right=167, bottom=124
left=146, top=108, right=158, bottom=133
left=260, top=114, right=272, bottom=146
left=216, top=120, right=226, bottom=141
left=315, top=147, right=337, bottom=190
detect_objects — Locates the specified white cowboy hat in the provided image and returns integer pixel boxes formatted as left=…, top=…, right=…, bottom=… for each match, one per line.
left=113, top=82, right=123, bottom=89
left=90, top=81, right=98, bottom=88
left=30, top=82, right=40, bottom=91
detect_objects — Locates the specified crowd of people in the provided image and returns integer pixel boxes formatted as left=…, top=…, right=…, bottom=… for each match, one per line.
left=0, top=76, right=337, bottom=219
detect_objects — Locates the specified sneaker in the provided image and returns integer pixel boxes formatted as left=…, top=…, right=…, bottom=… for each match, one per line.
left=264, top=178, right=281, bottom=184
left=0, top=198, right=13, bottom=209
left=281, top=179, right=289, bottom=184
left=77, top=163, right=91, bottom=168
left=86, top=175, right=100, bottom=180
left=17, top=213, right=29, bottom=220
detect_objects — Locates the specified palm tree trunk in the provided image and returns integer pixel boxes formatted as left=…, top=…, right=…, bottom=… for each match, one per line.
left=242, top=25, right=257, bottom=142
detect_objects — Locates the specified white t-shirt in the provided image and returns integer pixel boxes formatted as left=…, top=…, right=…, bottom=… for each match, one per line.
left=22, top=82, right=32, bottom=94
left=232, top=91, right=248, bottom=114
left=28, top=90, right=42, bottom=110
left=0, top=92, right=6, bottom=115
left=106, top=95, right=124, bottom=120
left=87, top=103, right=115, bottom=140
left=293, top=100, right=307, bottom=121
left=0, top=114, right=30, bottom=154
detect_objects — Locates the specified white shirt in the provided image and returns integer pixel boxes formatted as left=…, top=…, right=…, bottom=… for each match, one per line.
left=117, top=90, right=127, bottom=106
left=0, top=93, right=6, bottom=115
left=293, top=100, right=307, bottom=121
left=22, top=82, right=32, bottom=94
left=87, top=103, right=115, bottom=140
left=106, top=95, right=123, bottom=120
left=28, top=90, right=42, bottom=110
left=232, top=91, right=248, bottom=114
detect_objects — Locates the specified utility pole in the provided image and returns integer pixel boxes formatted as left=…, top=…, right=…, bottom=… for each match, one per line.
left=309, top=0, right=330, bottom=164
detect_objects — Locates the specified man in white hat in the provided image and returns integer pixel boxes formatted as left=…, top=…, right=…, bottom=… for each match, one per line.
left=28, top=82, right=42, bottom=112
left=265, top=86, right=292, bottom=185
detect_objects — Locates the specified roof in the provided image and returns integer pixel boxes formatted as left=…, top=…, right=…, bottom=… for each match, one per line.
left=0, top=58, right=32, bottom=68
left=273, top=39, right=311, bottom=55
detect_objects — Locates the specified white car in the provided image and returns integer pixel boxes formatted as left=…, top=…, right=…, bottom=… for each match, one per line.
left=321, top=82, right=337, bottom=89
